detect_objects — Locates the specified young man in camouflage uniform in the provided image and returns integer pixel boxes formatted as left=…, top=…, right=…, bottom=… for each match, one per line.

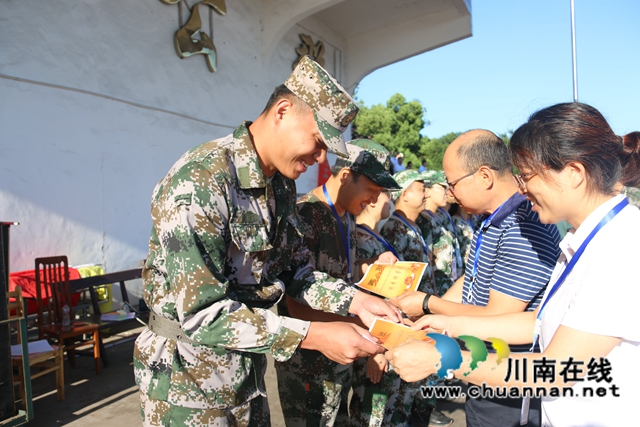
left=275, top=139, right=400, bottom=427
left=380, top=170, right=451, bottom=427
left=380, top=170, right=436, bottom=296
left=133, top=56, right=402, bottom=427
left=416, top=170, right=463, bottom=297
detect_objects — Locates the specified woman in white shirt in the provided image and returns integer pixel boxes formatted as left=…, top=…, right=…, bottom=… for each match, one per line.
left=385, top=102, right=640, bottom=427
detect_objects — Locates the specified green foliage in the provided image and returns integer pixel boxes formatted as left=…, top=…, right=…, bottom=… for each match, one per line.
left=352, top=93, right=428, bottom=168
left=352, top=91, right=516, bottom=172
left=419, top=132, right=462, bottom=170
left=498, top=131, right=513, bottom=146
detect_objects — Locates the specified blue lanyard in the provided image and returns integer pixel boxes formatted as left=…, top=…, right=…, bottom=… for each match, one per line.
left=531, top=197, right=629, bottom=350
left=392, top=212, right=429, bottom=258
left=356, top=224, right=400, bottom=259
left=467, top=200, right=508, bottom=301
left=323, top=184, right=351, bottom=281
left=438, top=207, right=463, bottom=267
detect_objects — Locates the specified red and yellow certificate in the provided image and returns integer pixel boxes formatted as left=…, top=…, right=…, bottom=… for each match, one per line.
left=368, top=318, right=435, bottom=350
left=355, top=261, right=428, bottom=298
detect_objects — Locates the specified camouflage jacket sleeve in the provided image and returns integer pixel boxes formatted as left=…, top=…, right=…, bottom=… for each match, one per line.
left=282, top=193, right=359, bottom=315
left=144, top=131, right=308, bottom=362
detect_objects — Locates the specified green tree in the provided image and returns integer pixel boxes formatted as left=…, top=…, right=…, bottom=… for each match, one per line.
left=352, top=93, right=428, bottom=168
left=419, top=132, right=461, bottom=170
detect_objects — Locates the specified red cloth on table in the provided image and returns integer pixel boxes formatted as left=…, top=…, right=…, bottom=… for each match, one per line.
left=9, top=268, right=82, bottom=315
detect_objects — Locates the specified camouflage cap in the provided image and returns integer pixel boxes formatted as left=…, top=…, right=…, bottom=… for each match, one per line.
left=421, top=170, right=448, bottom=186
left=284, top=55, right=359, bottom=158
left=393, top=169, right=424, bottom=191
left=334, top=139, right=400, bottom=189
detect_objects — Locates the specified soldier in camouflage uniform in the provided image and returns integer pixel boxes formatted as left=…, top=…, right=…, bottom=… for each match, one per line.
left=350, top=177, right=418, bottom=427
left=133, top=56, right=402, bottom=427
left=275, top=140, right=400, bottom=427
left=449, top=204, right=479, bottom=270
left=416, top=170, right=462, bottom=297
left=378, top=170, right=440, bottom=426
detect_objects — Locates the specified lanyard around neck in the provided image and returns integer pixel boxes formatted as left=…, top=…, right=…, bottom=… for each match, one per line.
left=531, top=197, right=629, bottom=350
left=323, top=184, right=351, bottom=281
left=392, top=212, right=429, bottom=258
left=356, top=224, right=400, bottom=259
left=467, top=200, right=508, bottom=301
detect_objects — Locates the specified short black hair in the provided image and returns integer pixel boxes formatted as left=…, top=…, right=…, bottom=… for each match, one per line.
left=261, top=84, right=311, bottom=116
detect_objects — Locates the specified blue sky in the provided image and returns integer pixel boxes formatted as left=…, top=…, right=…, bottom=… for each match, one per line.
left=356, top=0, right=639, bottom=140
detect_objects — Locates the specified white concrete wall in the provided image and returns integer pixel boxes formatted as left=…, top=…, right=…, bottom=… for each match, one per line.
left=0, top=0, right=347, bottom=302
left=0, top=0, right=467, bottom=303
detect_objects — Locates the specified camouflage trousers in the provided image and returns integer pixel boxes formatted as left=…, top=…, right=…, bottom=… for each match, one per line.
left=139, top=391, right=270, bottom=427
left=275, top=364, right=352, bottom=427
left=349, top=358, right=423, bottom=427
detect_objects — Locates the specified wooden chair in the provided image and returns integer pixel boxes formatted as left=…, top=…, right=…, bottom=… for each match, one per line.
left=8, top=285, right=65, bottom=406
left=34, top=256, right=101, bottom=374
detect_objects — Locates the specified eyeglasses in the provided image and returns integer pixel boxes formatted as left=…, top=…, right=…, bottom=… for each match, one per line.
left=446, top=170, right=477, bottom=193
left=514, top=171, right=538, bottom=192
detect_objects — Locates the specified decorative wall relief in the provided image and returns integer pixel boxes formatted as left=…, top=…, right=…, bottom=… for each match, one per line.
left=293, top=34, right=325, bottom=70
left=160, top=0, right=226, bottom=72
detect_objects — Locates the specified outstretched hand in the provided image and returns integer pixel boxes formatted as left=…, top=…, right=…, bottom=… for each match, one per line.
left=367, top=353, right=388, bottom=384
left=389, top=291, right=427, bottom=319
left=411, top=314, right=451, bottom=334
left=349, top=291, right=403, bottom=327
left=385, top=339, right=439, bottom=383
left=301, top=321, right=385, bottom=365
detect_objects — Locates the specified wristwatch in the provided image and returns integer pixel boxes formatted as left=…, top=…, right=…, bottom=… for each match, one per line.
left=422, top=293, right=433, bottom=315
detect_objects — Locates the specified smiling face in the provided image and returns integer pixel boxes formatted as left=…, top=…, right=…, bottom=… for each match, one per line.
left=517, top=166, right=572, bottom=225
left=443, top=151, right=483, bottom=214
left=402, top=180, right=428, bottom=214
left=267, top=100, right=329, bottom=180
left=426, top=183, right=449, bottom=208
left=338, top=170, right=384, bottom=216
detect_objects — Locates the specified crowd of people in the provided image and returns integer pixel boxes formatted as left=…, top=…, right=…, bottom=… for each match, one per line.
left=134, top=56, right=639, bottom=427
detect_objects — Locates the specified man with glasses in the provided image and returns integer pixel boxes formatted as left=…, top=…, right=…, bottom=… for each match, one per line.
left=390, top=130, right=560, bottom=427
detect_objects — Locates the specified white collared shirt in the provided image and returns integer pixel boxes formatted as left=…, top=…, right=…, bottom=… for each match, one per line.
left=539, top=194, right=640, bottom=426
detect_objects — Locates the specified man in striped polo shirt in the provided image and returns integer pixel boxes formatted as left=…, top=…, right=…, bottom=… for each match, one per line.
left=391, top=130, right=560, bottom=426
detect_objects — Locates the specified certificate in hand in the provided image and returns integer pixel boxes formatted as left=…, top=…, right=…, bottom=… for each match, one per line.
left=355, top=261, right=428, bottom=298
left=368, top=318, right=435, bottom=350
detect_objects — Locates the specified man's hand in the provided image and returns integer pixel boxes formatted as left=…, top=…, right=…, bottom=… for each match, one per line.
left=373, top=251, right=398, bottom=265
left=367, top=353, right=388, bottom=384
left=349, top=291, right=403, bottom=327
left=385, top=339, right=439, bottom=382
left=389, top=291, right=428, bottom=318
left=358, top=251, right=398, bottom=277
left=411, top=314, right=452, bottom=334
left=301, top=321, right=384, bottom=364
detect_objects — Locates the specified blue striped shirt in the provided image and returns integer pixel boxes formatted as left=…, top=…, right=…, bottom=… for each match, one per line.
left=462, top=193, right=561, bottom=311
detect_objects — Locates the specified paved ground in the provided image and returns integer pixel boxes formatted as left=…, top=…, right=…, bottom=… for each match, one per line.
left=23, top=326, right=466, bottom=426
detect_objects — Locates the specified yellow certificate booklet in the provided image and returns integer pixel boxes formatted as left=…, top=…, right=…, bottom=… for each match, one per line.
left=369, top=318, right=435, bottom=350
left=355, top=261, right=428, bottom=298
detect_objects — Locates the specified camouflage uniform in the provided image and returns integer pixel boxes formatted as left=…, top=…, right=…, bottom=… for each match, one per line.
left=451, top=213, right=478, bottom=271
left=622, top=186, right=640, bottom=208
left=349, top=227, right=416, bottom=427
left=415, top=211, right=461, bottom=297
left=379, top=214, right=436, bottom=421
left=275, top=192, right=357, bottom=427
left=380, top=215, right=436, bottom=295
left=133, top=123, right=359, bottom=426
